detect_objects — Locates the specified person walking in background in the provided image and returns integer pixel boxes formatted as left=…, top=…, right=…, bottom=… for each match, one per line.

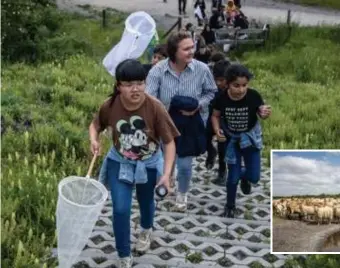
left=211, top=64, right=272, bottom=218
left=143, top=44, right=168, bottom=75
left=194, top=0, right=206, bottom=26
left=207, top=51, right=227, bottom=71
left=146, top=31, right=160, bottom=62
left=178, top=0, right=187, bottom=15
left=184, top=23, right=195, bottom=40
left=209, top=8, right=224, bottom=30
left=194, top=38, right=211, bottom=64
left=205, top=59, right=230, bottom=186
left=90, top=59, right=180, bottom=268
left=146, top=31, right=159, bottom=63
left=146, top=31, right=217, bottom=212
left=225, top=0, right=241, bottom=24
left=201, top=24, right=216, bottom=45
left=212, top=0, right=222, bottom=11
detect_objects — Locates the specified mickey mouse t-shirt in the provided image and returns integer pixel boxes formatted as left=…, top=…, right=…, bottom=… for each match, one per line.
left=212, top=88, right=264, bottom=133
left=93, top=94, right=180, bottom=161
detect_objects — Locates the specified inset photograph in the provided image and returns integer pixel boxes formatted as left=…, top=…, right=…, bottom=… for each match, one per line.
left=271, top=150, right=340, bottom=254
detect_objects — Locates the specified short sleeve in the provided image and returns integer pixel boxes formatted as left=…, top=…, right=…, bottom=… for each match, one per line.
left=154, top=100, right=180, bottom=144
left=92, top=99, right=110, bottom=132
left=211, top=91, right=224, bottom=112
left=146, top=65, right=161, bottom=98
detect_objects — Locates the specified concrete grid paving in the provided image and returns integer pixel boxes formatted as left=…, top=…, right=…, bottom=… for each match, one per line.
left=75, top=154, right=290, bottom=267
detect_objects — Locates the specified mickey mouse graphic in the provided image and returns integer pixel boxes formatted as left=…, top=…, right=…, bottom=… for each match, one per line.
left=116, top=116, right=157, bottom=160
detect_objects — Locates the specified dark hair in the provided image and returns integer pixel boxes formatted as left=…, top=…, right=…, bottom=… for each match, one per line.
left=209, top=52, right=226, bottom=63
left=167, top=31, right=193, bottom=62
left=109, top=59, right=146, bottom=106
left=224, top=64, right=253, bottom=83
left=153, top=44, right=168, bottom=58
left=185, top=23, right=193, bottom=31
left=213, top=59, right=231, bottom=78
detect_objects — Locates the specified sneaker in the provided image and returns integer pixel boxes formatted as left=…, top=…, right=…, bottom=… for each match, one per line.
left=212, top=171, right=226, bottom=186
left=135, top=229, right=152, bottom=253
left=223, top=205, right=235, bottom=218
left=119, top=256, right=133, bottom=268
left=173, top=192, right=187, bottom=212
left=240, top=178, right=251, bottom=195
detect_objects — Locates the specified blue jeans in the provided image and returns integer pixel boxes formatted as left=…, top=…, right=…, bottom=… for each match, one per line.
left=175, top=115, right=209, bottom=194
left=176, top=156, right=193, bottom=194
left=226, top=146, right=261, bottom=208
left=107, top=159, right=157, bottom=258
left=160, top=142, right=193, bottom=194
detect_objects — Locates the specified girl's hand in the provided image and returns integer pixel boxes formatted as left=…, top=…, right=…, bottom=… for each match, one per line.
left=156, top=174, right=170, bottom=193
left=90, top=139, right=101, bottom=155
left=258, top=105, right=272, bottom=119
left=216, top=129, right=226, bottom=142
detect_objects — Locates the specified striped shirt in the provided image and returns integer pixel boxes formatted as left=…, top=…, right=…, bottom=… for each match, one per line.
left=146, top=58, right=218, bottom=122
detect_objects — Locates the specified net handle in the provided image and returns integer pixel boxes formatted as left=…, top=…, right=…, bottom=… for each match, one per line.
left=86, top=152, right=98, bottom=179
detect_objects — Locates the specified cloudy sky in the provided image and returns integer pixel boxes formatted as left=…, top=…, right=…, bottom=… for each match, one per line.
left=272, top=151, right=340, bottom=197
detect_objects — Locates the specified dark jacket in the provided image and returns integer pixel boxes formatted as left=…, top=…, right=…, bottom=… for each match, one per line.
left=209, top=13, right=223, bottom=30
left=169, top=95, right=206, bottom=157
left=194, top=50, right=211, bottom=64
left=202, top=29, right=216, bottom=45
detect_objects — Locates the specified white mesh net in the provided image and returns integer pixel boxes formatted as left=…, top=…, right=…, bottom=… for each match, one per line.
left=56, top=176, right=108, bottom=268
left=103, top=11, right=156, bottom=76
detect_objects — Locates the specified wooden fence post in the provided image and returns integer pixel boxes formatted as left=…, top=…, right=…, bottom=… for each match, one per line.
left=287, top=9, right=291, bottom=25
left=177, top=17, right=182, bottom=31
left=102, top=9, right=107, bottom=28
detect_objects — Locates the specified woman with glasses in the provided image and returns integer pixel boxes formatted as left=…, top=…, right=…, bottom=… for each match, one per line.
left=89, top=59, right=180, bottom=268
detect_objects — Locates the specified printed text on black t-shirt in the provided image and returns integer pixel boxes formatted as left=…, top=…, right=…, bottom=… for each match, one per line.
left=225, top=106, right=249, bottom=132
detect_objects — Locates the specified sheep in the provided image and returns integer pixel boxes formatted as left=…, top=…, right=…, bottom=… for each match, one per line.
left=333, top=207, right=340, bottom=223
left=315, top=206, right=333, bottom=225
left=299, top=204, right=316, bottom=221
left=273, top=197, right=340, bottom=224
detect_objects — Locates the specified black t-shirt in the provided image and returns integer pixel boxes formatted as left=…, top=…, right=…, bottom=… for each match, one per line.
left=212, top=88, right=264, bottom=133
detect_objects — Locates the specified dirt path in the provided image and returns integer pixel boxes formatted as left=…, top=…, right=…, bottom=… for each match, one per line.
left=272, top=217, right=340, bottom=252
left=59, top=0, right=340, bottom=28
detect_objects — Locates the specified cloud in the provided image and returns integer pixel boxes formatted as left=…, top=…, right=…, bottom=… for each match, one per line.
left=272, top=154, right=340, bottom=196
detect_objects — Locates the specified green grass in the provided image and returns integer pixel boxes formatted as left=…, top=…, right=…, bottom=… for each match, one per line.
left=278, top=0, right=340, bottom=10
left=1, top=5, right=340, bottom=268
left=240, top=25, right=340, bottom=163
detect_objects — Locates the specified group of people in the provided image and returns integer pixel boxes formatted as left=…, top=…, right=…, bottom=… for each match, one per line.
left=89, top=28, right=271, bottom=268
left=193, top=0, right=248, bottom=29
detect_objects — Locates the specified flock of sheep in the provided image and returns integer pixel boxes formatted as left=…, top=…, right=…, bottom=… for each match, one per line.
left=273, top=197, right=340, bottom=224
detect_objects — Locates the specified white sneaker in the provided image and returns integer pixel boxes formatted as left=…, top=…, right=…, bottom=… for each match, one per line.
left=135, top=229, right=152, bottom=253
left=173, top=192, right=188, bottom=212
left=119, top=255, right=133, bottom=268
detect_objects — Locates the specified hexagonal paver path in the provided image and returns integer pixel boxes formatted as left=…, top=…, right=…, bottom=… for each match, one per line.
left=75, top=154, right=288, bottom=268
